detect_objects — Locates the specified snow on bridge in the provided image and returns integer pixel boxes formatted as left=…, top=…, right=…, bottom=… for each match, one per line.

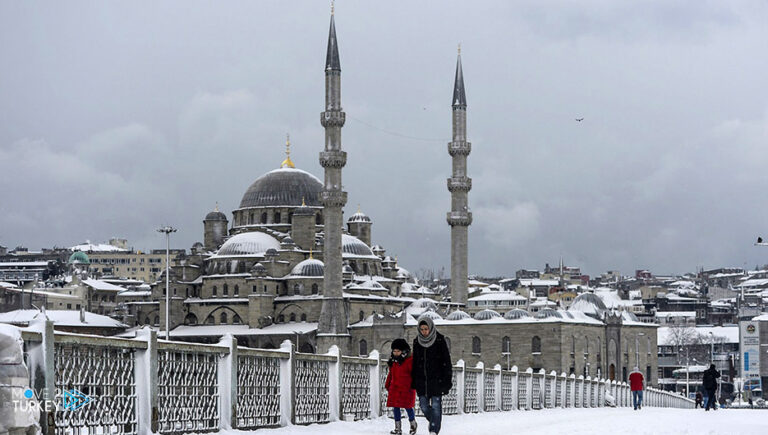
left=216, top=408, right=768, bottom=435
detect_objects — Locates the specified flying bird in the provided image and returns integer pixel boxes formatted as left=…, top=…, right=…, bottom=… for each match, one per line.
left=575, top=118, right=584, bottom=122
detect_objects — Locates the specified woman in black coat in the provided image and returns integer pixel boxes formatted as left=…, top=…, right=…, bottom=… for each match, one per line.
left=411, top=316, right=452, bottom=435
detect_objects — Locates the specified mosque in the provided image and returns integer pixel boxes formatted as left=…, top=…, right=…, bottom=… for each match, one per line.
left=124, top=11, right=658, bottom=385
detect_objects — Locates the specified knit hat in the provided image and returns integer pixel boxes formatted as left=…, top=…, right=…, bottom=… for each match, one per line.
left=391, top=338, right=410, bottom=352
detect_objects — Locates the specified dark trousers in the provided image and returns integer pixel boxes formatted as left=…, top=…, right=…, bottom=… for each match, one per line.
left=704, top=388, right=717, bottom=410
left=418, top=395, right=443, bottom=434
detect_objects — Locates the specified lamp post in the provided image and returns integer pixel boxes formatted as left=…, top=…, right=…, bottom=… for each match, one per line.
left=157, top=225, right=176, bottom=340
left=679, top=346, right=690, bottom=397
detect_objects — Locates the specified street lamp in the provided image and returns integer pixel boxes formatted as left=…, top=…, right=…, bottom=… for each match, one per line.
left=157, top=225, right=177, bottom=340
left=679, top=346, right=690, bottom=398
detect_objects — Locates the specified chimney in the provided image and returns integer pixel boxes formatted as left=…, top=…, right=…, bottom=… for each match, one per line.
left=80, top=305, right=86, bottom=323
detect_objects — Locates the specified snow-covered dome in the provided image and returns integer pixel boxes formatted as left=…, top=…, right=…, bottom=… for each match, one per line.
left=290, top=259, right=324, bottom=277
left=250, top=262, right=267, bottom=276
left=216, top=232, right=281, bottom=257
left=342, top=234, right=375, bottom=257
left=418, top=310, right=443, bottom=321
left=504, top=309, right=531, bottom=320
left=409, top=298, right=437, bottom=311
left=396, top=267, right=412, bottom=279
left=569, top=293, right=608, bottom=317
left=474, top=309, right=502, bottom=320
left=239, top=167, right=323, bottom=208
left=205, top=209, right=227, bottom=221
left=348, top=211, right=371, bottom=223
left=446, top=310, right=471, bottom=321
left=537, top=309, right=563, bottom=319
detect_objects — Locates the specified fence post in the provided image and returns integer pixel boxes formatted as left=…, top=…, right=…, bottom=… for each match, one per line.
left=368, top=350, right=381, bottom=418
left=217, top=334, right=237, bottom=430
left=584, top=376, right=592, bottom=408
left=494, top=364, right=503, bottom=412
left=511, top=366, right=519, bottom=410
left=456, top=359, right=465, bottom=415
left=327, top=345, right=342, bottom=422
left=279, top=340, right=294, bottom=426
left=569, top=374, right=577, bottom=408
left=476, top=362, right=485, bottom=413
left=134, top=327, right=158, bottom=434
left=34, top=319, right=55, bottom=435
left=525, top=368, right=533, bottom=410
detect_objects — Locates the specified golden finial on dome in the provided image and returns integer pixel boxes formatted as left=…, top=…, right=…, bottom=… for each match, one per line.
left=302, top=196, right=306, bottom=207
left=458, top=43, right=461, bottom=55
left=331, top=0, right=334, bottom=16
left=309, top=248, right=313, bottom=259
left=281, top=133, right=295, bottom=168
left=214, top=202, right=219, bottom=212
left=357, top=204, right=361, bottom=213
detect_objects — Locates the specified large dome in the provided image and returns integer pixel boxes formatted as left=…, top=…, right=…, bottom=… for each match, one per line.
left=239, top=167, right=323, bottom=208
left=342, top=234, right=375, bottom=258
left=216, top=232, right=281, bottom=257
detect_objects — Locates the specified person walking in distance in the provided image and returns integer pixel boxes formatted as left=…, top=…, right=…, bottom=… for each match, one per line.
left=629, top=366, right=644, bottom=410
left=702, top=364, right=720, bottom=411
left=385, top=339, right=417, bottom=435
left=411, top=316, right=452, bottom=435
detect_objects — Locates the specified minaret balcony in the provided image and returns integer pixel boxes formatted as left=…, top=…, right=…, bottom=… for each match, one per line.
left=448, top=141, right=472, bottom=156
left=447, top=177, right=472, bottom=192
left=321, top=111, right=346, bottom=127
left=446, top=211, right=473, bottom=226
left=320, top=191, right=348, bottom=207
left=319, top=151, right=347, bottom=168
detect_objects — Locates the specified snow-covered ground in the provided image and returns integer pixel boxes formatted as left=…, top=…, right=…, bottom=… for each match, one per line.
left=215, top=408, right=767, bottom=434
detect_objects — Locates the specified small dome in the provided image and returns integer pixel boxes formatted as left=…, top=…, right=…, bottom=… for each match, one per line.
left=504, top=309, right=531, bottom=320
left=192, top=242, right=204, bottom=248
left=342, top=234, right=374, bottom=257
left=348, top=211, right=371, bottom=223
left=205, top=210, right=227, bottom=221
left=68, top=251, right=90, bottom=265
left=474, top=309, right=502, bottom=321
left=446, top=310, right=471, bottom=321
left=282, top=236, right=295, bottom=246
left=537, top=309, right=563, bottom=319
left=342, top=264, right=354, bottom=274
left=250, top=262, right=267, bottom=276
left=357, top=280, right=387, bottom=290
left=216, top=232, right=281, bottom=257
left=410, top=298, right=437, bottom=311
left=569, top=293, right=608, bottom=317
left=265, top=248, right=278, bottom=257
left=418, top=310, right=443, bottom=321
left=396, top=267, right=412, bottom=279
left=290, top=258, right=324, bottom=277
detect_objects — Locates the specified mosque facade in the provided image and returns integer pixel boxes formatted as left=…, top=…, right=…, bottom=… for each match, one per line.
left=124, top=11, right=657, bottom=385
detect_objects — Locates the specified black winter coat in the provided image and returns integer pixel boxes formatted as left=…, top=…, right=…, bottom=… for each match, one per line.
left=702, top=367, right=720, bottom=390
left=411, top=332, right=453, bottom=397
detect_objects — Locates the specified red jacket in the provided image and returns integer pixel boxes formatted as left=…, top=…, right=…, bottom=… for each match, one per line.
left=629, top=370, right=644, bottom=391
left=385, top=355, right=416, bottom=408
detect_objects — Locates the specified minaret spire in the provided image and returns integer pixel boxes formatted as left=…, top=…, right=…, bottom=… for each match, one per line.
left=317, top=8, right=349, bottom=353
left=447, top=48, right=472, bottom=307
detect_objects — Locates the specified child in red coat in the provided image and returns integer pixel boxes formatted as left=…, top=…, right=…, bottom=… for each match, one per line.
left=386, top=339, right=417, bottom=435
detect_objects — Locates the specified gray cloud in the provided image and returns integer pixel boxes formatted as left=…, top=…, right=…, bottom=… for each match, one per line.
left=1, top=1, right=767, bottom=278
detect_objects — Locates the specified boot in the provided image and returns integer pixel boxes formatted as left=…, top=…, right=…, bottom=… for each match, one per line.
left=409, top=419, right=418, bottom=435
left=390, top=420, right=402, bottom=435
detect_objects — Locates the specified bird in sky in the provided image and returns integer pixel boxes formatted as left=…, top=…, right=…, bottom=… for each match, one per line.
left=575, top=118, right=584, bottom=122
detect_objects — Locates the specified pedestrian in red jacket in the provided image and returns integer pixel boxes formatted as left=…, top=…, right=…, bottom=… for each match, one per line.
left=629, top=366, right=644, bottom=410
left=385, top=338, right=417, bottom=435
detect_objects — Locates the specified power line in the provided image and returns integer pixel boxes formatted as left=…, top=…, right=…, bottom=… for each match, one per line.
left=345, top=114, right=449, bottom=143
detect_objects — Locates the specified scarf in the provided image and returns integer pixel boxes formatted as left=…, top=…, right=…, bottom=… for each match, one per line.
left=417, top=316, right=437, bottom=348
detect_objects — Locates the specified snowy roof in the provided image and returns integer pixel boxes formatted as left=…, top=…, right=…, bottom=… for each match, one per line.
left=655, top=311, right=695, bottom=318
left=657, top=325, right=739, bottom=345
left=0, top=281, right=19, bottom=288
left=0, top=309, right=127, bottom=328
left=468, top=279, right=489, bottom=287
left=169, top=322, right=317, bottom=337
left=735, top=279, right=768, bottom=289
left=519, top=279, right=559, bottom=287
left=0, top=261, right=49, bottom=267
left=82, top=279, right=127, bottom=292
left=673, top=365, right=708, bottom=374
left=469, top=291, right=526, bottom=301
left=1, top=287, right=80, bottom=300
left=117, top=290, right=152, bottom=297
left=751, top=313, right=768, bottom=321
left=70, top=242, right=128, bottom=252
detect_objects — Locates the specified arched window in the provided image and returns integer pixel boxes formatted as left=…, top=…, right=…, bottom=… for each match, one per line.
left=234, top=285, right=239, bottom=296
left=502, top=336, right=511, bottom=354
left=220, top=312, right=228, bottom=324
left=290, top=313, right=296, bottom=322
left=316, top=213, right=322, bottom=225
left=311, top=283, right=319, bottom=294
left=185, top=288, right=189, bottom=298
left=212, top=285, right=217, bottom=296
left=294, top=284, right=301, bottom=295
left=223, top=284, right=229, bottom=295
left=472, top=336, right=481, bottom=354
left=359, top=339, right=368, bottom=356
left=288, top=213, right=293, bottom=224
left=585, top=337, right=590, bottom=355
left=184, top=313, right=198, bottom=325
left=249, top=213, right=254, bottom=224
left=205, top=315, right=214, bottom=325
left=144, top=317, right=151, bottom=325
left=571, top=336, right=576, bottom=355
left=261, top=212, right=268, bottom=224
left=233, top=314, right=242, bottom=325
left=359, top=311, right=365, bottom=321
left=532, top=336, right=542, bottom=353
left=274, top=212, right=281, bottom=223
left=300, top=313, right=307, bottom=322
left=278, top=314, right=285, bottom=323
left=153, top=316, right=159, bottom=325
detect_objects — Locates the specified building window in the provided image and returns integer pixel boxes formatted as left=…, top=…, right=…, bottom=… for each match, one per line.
left=311, top=283, right=319, bottom=294
left=205, top=315, right=214, bottom=325
left=234, top=285, right=239, bottom=296
left=359, top=339, right=368, bottom=356
left=301, top=313, right=307, bottom=322
left=212, top=286, right=217, bottom=296
left=293, top=284, right=301, bottom=295
left=67, top=304, right=71, bottom=309
left=316, top=213, right=322, bottom=225
left=223, top=284, right=229, bottom=295
left=532, top=336, right=542, bottom=354
left=220, top=312, right=228, bottom=324
left=359, top=311, right=365, bottom=321
left=261, top=212, right=267, bottom=224
left=252, top=285, right=257, bottom=293
left=502, top=336, right=511, bottom=354
left=278, top=314, right=285, bottom=323
left=185, top=313, right=198, bottom=325
left=274, top=212, right=281, bottom=223
left=233, top=314, right=242, bottom=325
left=472, top=336, right=481, bottom=354
left=290, top=313, right=296, bottom=322
left=153, top=316, right=159, bottom=326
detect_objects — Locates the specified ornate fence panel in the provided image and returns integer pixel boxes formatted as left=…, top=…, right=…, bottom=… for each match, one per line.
left=565, top=378, right=572, bottom=407
left=582, top=378, right=589, bottom=408
left=236, top=350, right=283, bottom=429
left=157, top=345, right=221, bottom=434
left=341, top=358, right=373, bottom=421
left=531, top=373, right=542, bottom=410
left=517, top=372, right=528, bottom=410
left=53, top=337, right=141, bottom=434
left=544, top=374, right=553, bottom=408
left=555, top=376, right=563, bottom=408
left=293, top=355, right=331, bottom=424
left=441, top=368, right=460, bottom=415
left=574, top=378, right=582, bottom=408
left=463, top=369, right=479, bottom=413
left=501, top=372, right=515, bottom=411
left=484, top=370, right=497, bottom=411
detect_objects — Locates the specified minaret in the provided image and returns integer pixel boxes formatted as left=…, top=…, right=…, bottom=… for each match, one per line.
left=317, top=7, right=350, bottom=353
left=447, top=46, right=472, bottom=307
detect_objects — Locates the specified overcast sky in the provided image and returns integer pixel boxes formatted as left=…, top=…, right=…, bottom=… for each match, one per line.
left=1, top=1, right=767, bottom=278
